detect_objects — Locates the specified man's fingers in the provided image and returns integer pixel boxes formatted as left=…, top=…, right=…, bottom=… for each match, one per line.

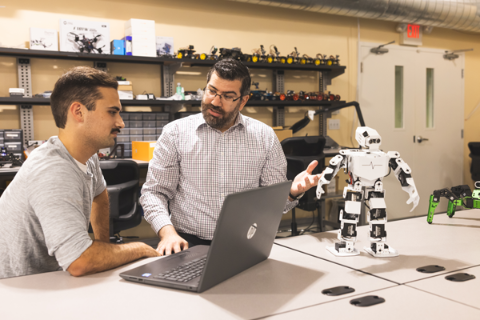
left=156, top=244, right=165, bottom=256
left=296, top=182, right=303, bottom=192
left=173, top=243, right=182, bottom=253
left=165, top=245, right=173, bottom=256
left=182, top=241, right=189, bottom=250
left=304, top=176, right=312, bottom=188
left=306, top=160, right=318, bottom=175
left=304, top=175, right=318, bottom=188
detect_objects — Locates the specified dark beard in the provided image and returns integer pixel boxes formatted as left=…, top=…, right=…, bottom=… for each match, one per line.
left=201, top=100, right=241, bottom=130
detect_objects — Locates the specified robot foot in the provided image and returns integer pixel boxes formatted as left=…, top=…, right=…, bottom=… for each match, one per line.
left=364, top=243, right=399, bottom=258
left=327, top=241, right=360, bottom=257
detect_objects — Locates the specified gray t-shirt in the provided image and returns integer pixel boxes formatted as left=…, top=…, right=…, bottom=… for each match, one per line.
left=0, top=136, right=106, bottom=279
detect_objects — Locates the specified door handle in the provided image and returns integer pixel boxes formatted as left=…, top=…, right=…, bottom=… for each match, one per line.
left=417, top=136, right=429, bottom=143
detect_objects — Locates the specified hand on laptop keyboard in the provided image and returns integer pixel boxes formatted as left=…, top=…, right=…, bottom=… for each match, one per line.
left=157, top=225, right=189, bottom=256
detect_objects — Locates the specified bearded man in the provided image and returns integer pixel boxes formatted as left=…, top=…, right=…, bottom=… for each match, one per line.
left=140, top=59, right=322, bottom=255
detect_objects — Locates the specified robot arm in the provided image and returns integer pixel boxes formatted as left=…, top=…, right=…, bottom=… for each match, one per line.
left=316, top=154, right=345, bottom=199
left=388, top=152, right=420, bottom=212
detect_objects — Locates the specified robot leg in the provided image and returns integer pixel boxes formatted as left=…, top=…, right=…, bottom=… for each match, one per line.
left=327, top=190, right=362, bottom=257
left=363, top=191, right=399, bottom=258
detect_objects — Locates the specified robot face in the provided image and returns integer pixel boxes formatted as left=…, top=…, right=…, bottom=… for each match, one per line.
left=356, top=127, right=382, bottom=150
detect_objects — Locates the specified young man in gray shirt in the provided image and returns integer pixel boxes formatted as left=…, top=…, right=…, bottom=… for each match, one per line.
left=0, top=67, right=158, bottom=279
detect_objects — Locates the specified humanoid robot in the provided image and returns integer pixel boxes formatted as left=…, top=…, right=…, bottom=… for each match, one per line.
left=317, top=127, right=420, bottom=257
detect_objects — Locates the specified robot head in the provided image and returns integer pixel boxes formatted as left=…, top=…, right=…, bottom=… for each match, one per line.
left=356, top=127, right=382, bottom=151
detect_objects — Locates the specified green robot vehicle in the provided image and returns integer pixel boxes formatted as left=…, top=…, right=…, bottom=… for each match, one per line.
left=427, top=181, right=480, bottom=224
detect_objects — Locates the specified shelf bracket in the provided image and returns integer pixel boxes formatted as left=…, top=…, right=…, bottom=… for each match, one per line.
left=273, top=106, right=285, bottom=127
left=162, top=62, right=182, bottom=97
left=319, top=71, right=332, bottom=93
left=273, top=70, right=284, bottom=93
left=20, top=105, right=34, bottom=147
left=94, top=62, right=107, bottom=72
left=17, top=58, right=34, bottom=145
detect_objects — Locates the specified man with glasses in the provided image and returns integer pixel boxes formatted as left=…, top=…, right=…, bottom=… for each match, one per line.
left=140, top=59, right=322, bottom=255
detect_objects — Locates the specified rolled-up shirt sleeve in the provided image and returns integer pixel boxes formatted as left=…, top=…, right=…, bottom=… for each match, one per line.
left=92, top=154, right=107, bottom=197
left=260, top=128, right=298, bottom=213
left=29, top=168, right=93, bottom=271
left=140, top=124, right=180, bottom=235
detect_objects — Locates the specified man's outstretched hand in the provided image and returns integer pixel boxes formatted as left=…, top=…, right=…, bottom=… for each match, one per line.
left=289, top=160, right=323, bottom=200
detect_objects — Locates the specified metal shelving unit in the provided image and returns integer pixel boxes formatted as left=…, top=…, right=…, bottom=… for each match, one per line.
left=0, top=47, right=346, bottom=143
left=0, top=96, right=346, bottom=108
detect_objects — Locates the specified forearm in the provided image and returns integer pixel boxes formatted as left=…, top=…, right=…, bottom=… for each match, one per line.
left=140, top=189, right=173, bottom=235
left=68, top=241, right=155, bottom=276
left=91, top=189, right=110, bottom=242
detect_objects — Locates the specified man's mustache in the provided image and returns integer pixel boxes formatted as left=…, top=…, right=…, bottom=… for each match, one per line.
left=111, top=128, right=121, bottom=134
left=204, top=104, right=224, bottom=115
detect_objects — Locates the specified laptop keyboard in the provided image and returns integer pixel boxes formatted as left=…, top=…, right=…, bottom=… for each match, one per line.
left=153, top=257, right=207, bottom=282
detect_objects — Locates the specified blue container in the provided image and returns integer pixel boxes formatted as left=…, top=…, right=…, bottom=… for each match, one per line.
left=111, top=40, right=125, bottom=55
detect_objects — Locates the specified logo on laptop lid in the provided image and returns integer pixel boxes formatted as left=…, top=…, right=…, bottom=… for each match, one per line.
left=247, top=223, right=257, bottom=239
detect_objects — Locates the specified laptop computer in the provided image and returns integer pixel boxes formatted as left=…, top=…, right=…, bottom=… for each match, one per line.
left=120, top=181, right=291, bottom=293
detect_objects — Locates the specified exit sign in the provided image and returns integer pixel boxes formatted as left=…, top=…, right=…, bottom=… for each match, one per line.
left=400, top=24, right=423, bottom=46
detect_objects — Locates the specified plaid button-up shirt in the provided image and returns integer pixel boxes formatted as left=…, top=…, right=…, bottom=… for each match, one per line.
left=140, top=113, right=297, bottom=240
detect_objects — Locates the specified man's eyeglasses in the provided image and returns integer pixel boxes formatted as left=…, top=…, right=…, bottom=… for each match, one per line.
left=204, top=88, right=242, bottom=104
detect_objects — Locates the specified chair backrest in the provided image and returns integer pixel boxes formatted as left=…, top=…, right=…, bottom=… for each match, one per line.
left=281, top=136, right=326, bottom=211
left=99, top=160, right=142, bottom=236
left=100, top=160, right=138, bottom=185
left=281, top=136, right=326, bottom=157
left=468, top=142, right=480, bottom=181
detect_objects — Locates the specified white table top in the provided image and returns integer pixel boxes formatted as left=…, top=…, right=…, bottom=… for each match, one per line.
left=275, top=210, right=480, bottom=284
left=262, top=284, right=480, bottom=319
left=407, top=265, right=480, bottom=310
left=0, top=244, right=395, bottom=320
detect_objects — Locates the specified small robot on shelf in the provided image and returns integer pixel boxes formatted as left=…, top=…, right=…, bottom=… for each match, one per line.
left=177, top=45, right=196, bottom=59
left=427, top=182, right=480, bottom=224
left=270, top=45, right=286, bottom=63
left=218, top=47, right=244, bottom=61
left=250, top=45, right=267, bottom=63
left=316, top=127, right=420, bottom=258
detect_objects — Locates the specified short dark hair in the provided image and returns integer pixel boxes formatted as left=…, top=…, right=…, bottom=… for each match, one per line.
left=206, top=59, right=251, bottom=97
left=50, top=66, right=118, bottom=129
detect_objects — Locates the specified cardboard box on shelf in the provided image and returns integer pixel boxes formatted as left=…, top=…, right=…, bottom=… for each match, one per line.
left=124, top=19, right=156, bottom=57
left=132, top=141, right=156, bottom=161
left=118, top=85, right=133, bottom=91
left=156, top=36, right=174, bottom=56
left=59, top=19, right=110, bottom=54
left=29, top=28, right=58, bottom=51
left=271, top=127, right=292, bottom=142
left=118, top=84, right=133, bottom=100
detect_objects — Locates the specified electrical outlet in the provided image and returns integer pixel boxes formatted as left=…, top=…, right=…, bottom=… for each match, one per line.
left=328, top=119, right=340, bottom=130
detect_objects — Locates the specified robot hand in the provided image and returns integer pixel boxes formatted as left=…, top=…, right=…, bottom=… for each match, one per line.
left=402, top=184, right=420, bottom=212
left=316, top=182, right=325, bottom=200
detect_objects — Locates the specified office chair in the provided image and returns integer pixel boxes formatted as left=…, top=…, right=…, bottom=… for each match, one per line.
left=468, top=142, right=480, bottom=182
left=99, top=159, right=142, bottom=243
left=281, top=136, right=326, bottom=235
